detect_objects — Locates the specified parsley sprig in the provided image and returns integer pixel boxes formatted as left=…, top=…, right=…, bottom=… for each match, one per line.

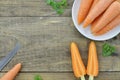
left=102, top=43, right=116, bottom=57
left=34, top=75, right=42, bottom=80
left=46, top=0, right=67, bottom=14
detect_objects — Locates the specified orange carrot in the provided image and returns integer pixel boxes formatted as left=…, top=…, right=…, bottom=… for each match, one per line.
left=90, top=0, right=102, bottom=31
left=71, top=42, right=86, bottom=80
left=77, top=0, right=93, bottom=24
left=95, top=14, right=120, bottom=35
left=83, top=0, right=115, bottom=27
left=117, top=0, right=120, bottom=2
left=89, top=0, right=99, bottom=12
left=91, top=14, right=103, bottom=32
left=92, top=1, right=120, bottom=33
left=87, top=41, right=98, bottom=76
left=1, top=63, right=22, bottom=80
left=87, top=41, right=98, bottom=80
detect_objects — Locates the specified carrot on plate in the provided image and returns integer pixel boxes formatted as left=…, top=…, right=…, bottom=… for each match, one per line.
left=70, top=42, right=86, bottom=80
left=0, top=63, right=22, bottom=80
left=77, top=0, right=93, bottom=24
left=83, top=0, right=115, bottom=27
left=89, top=0, right=99, bottom=12
left=117, top=0, right=120, bottom=2
left=91, top=14, right=103, bottom=32
left=92, top=1, right=120, bottom=33
left=95, top=14, right=120, bottom=35
left=87, top=41, right=99, bottom=80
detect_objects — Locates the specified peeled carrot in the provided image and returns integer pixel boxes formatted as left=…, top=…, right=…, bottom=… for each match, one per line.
left=83, top=0, right=115, bottom=27
left=92, top=1, right=120, bottom=33
left=77, top=0, right=93, bottom=24
left=90, top=0, right=102, bottom=31
left=95, top=14, right=120, bottom=35
left=89, top=0, right=99, bottom=12
left=87, top=41, right=98, bottom=80
left=71, top=42, right=86, bottom=80
left=117, top=0, right=120, bottom=2
left=1, top=63, right=22, bottom=80
left=91, top=14, right=103, bottom=32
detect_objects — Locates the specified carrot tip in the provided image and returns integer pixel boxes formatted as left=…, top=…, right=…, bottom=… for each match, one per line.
left=77, top=17, right=83, bottom=25
left=92, top=33, right=98, bottom=36
left=83, top=19, right=91, bottom=28
left=14, top=63, right=22, bottom=70
left=71, top=42, right=75, bottom=46
left=78, top=21, right=82, bottom=25
left=91, top=31, right=95, bottom=34
left=17, top=63, right=22, bottom=67
left=83, top=24, right=88, bottom=28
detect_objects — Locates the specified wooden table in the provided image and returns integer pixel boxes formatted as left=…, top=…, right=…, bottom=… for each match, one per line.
left=0, top=0, right=120, bottom=80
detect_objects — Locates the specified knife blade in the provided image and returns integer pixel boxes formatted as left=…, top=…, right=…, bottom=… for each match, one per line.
left=0, top=43, right=20, bottom=71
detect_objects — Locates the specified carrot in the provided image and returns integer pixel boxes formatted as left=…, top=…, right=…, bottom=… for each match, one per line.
left=89, top=0, right=99, bottom=12
left=83, top=0, right=115, bottom=27
left=87, top=41, right=98, bottom=80
left=71, top=42, right=86, bottom=80
left=91, top=14, right=103, bottom=32
left=117, top=0, right=120, bottom=2
left=92, top=1, right=120, bottom=33
left=95, top=14, right=120, bottom=35
left=77, top=0, right=93, bottom=24
left=90, top=0, right=102, bottom=31
left=1, top=63, right=22, bottom=80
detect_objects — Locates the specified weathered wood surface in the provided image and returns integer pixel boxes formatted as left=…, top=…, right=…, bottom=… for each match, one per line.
left=0, top=17, right=119, bottom=72
left=0, top=72, right=120, bottom=80
left=0, top=0, right=120, bottom=80
left=0, top=0, right=73, bottom=17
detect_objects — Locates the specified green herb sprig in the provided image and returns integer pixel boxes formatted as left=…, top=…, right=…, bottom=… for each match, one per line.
left=34, top=75, right=42, bottom=80
left=102, top=43, right=116, bottom=57
left=46, top=0, right=67, bottom=14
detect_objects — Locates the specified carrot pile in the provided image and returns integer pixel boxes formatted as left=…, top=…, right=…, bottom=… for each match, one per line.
left=77, top=0, right=120, bottom=36
left=70, top=41, right=99, bottom=80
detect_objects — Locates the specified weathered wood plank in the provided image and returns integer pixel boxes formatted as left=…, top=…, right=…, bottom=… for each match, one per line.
left=0, top=17, right=119, bottom=72
left=0, top=72, right=120, bottom=80
left=0, top=0, right=73, bottom=17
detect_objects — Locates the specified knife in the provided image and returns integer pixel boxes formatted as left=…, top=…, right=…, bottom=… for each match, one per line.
left=0, top=43, right=20, bottom=71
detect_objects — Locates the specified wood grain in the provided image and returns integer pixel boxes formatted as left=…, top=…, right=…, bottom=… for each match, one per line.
left=0, top=0, right=73, bottom=17
left=0, top=17, right=119, bottom=72
left=0, top=72, right=120, bottom=80
left=0, top=0, right=119, bottom=80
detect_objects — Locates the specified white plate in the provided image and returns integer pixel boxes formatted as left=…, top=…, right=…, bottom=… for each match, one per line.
left=72, top=0, right=120, bottom=41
